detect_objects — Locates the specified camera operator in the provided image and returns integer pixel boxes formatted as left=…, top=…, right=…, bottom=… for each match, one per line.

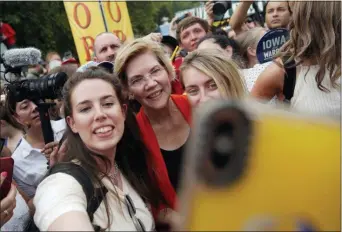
left=229, top=1, right=292, bottom=36
left=3, top=86, right=66, bottom=199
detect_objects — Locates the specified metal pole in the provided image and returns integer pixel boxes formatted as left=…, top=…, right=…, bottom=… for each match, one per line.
left=98, top=0, right=109, bottom=32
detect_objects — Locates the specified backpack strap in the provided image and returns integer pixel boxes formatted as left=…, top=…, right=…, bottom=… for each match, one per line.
left=282, top=57, right=297, bottom=102
left=47, top=163, right=108, bottom=230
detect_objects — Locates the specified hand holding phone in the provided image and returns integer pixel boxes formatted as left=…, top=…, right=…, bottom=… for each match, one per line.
left=0, top=172, right=17, bottom=227
left=177, top=100, right=340, bottom=231
left=0, top=157, right=14, bottom=200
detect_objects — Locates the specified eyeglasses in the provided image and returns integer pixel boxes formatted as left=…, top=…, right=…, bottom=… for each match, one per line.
left=128, top=66, right=165, bottom=87
left=125, top=194, right=146, bottom=232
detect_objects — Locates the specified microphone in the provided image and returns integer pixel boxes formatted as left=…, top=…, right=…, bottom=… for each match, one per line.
left=3, top=47, right=42, bottom=67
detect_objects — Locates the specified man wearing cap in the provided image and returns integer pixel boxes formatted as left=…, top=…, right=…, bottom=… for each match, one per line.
left=161, top=35, right=178, bottom=59
left=77, top=32, right=121, bottom=73
left=62, top=55, right=79, bottom=73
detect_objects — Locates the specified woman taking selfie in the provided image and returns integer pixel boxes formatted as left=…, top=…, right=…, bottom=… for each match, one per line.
left=115, top=39, right=191, bottom=202
left=180, top=48, right=247, bottom=108
left=33, top=67, right=168, bottom=231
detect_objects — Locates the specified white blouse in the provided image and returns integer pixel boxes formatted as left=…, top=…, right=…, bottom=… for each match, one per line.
left=291, top=65, right=341, bottom=118
left=241, top=62, right=273, bottom=92
left=33, top=171, right=155, bottom=231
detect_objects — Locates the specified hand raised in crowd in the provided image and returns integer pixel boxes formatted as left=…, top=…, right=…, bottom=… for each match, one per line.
left=143, top=33, right=163, bottom=43
left=43, top=140, right=67, bottom=168
left=0, top=172, right=17, bottom=227
left=41, top=141, right=59, bottom=160
left=169, top=16, right=179, bottom=38
left=205, top=0, right=215, bottom=25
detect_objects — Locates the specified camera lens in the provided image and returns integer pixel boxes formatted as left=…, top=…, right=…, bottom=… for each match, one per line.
left=213, top=1, right=232, bottom=16
left=211, top=122, right=234, bottom=169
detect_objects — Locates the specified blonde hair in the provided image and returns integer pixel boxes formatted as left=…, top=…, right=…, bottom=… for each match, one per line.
left=180, top=48, right=247, bottom=99
left=278, top=1, right=341, bottom=91
left=114, top=38, right=175, bottom=88
left=234, top=27, right=266, bottom=67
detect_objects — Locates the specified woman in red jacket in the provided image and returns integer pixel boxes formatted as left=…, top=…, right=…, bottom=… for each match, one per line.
left=115, top=39, right=191, bottom=220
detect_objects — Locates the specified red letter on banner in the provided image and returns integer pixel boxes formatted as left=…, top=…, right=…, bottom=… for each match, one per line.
left=81, top=36, right=94, bottom=61
left=112, top=30, right=126, bottom=42
left=73, top=3, right=91, bottom=29
left=107, top=2, right=121, bottom=23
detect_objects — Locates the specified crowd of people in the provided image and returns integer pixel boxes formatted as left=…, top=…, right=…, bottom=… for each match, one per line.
left=0, top=1, right=340, bottom=231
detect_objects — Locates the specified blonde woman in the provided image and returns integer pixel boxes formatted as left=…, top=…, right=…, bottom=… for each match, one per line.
left=115, top=39, right=191, bottom=220
left=180, top=48, right=247, bottom=107
left=253, top=1, right=341, bottom=117
left=234, top=27, right=273, bottom=93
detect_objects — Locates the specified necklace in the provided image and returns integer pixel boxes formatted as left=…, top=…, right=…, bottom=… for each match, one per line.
left=107, top=163, right=119, bottom=183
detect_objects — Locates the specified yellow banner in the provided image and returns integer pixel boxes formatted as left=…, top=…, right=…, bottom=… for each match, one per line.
left=63, top=1, right=134, bottom=65
left=101, top=1, right=134, bottom=43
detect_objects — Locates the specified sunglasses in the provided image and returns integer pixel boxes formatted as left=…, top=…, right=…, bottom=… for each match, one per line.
left=125, top=194, right=146, bottom=232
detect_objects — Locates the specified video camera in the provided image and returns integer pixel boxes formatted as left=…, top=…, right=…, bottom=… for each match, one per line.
left=213, top=1, right=232, bottom=16
left=1, top=47, right=67, bottom=144
left=6, top=72, right=67, bottom=103
left=1, top=47, right=67, bottom=102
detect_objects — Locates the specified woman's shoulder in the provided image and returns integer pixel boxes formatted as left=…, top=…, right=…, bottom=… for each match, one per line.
left=36, top=172, right=83, bottom=191
left=33, top=172, right=88, bottom=231
left=11, top=137, right=35, bottom=160
left=34, top=170, right=88, bottom=213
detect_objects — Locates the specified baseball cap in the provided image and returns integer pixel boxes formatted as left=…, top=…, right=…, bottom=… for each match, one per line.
left=62, top=57, right=78, bottom=66
left=77, top=61, right=114, bottom=74
left=161, top=36, right=179, bottom=51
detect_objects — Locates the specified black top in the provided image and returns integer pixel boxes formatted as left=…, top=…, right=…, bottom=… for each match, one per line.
left=160, top=145, right=184, bottom=192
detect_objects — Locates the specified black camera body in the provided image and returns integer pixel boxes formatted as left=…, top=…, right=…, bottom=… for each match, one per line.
left=213, top=1, right=232, bottom=16
left=2, top=47, right=67, bottom=144
left=7, top=72, right=67, bottom=103
left=6, top=72, right=67, bottom=144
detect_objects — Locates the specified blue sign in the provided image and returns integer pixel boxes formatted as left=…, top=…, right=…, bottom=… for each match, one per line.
left=256, top=28, right=289, bottom=63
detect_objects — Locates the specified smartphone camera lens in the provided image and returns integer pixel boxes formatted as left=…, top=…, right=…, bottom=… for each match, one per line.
left=211, top=122, right=234, bottom=169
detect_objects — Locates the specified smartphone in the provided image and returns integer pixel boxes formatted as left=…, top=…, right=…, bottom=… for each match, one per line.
left=0, top=157, right=14, bottom=200
left=177, top=100, right=340, bottom=231
left=0, top=138, right=5, bottom=154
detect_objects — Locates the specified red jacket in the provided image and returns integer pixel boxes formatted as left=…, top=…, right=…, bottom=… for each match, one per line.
left=136, top=94, right=191, bottom=218
left=0, top=23, right=16, bottom=46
